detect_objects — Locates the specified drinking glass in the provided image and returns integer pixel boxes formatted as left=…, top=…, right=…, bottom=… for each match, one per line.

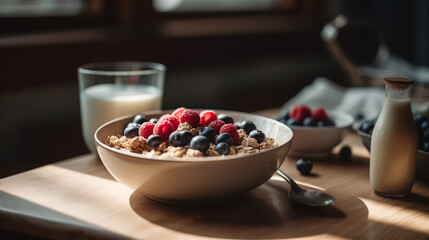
left=78, top=62, right=165, bottom=152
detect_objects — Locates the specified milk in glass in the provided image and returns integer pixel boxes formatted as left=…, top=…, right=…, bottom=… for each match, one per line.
left=80, top=83, right=162, bottom=152
left=370, top=78, right=417, bottom=197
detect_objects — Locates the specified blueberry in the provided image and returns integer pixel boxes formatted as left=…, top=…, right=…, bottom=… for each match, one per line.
left=216, top=132, right=233, bottom=146
left=127, top=122, right=141, bottom=128
left=149, top=118, right=158, bottom=124
left=368, top=121, right=377, bottom=134
left=190, top=136, right=210, bottom=153
left=296, top=159, right=313, bottom=175
left=248, top=130, right=266, bottom=143
left=147, top=134, right=161, bottom=148
left=242, top=121, right=257, bottom=134
left=317, top=119, right=335, bottom=127
left=218, top=114, right=234, bottom=124
left=421, top=142, right=429, bottom=152
left=215, top=142, right=230, bottom=155
left=422, top=129, right=429, bottom=141
left=286, top=118, right=302, bottom=126
left=124, top=125, right=139, bottom=138
left=234, top=122, right=243, bottom=130
left=279, top=111, right=290, bottom=121
left=339, top=145, right=352, bottom=161
left=414, top=114, right=428, bottom=127
left=182, top=130, right=193, bottom=144
left=169, top=131, right=187, bottom=147
left=133, top=114, right=147, bottom=124
left=420, top=120, right=429, bottom=131
left=303, top=117, right=317, bottom=127
left=199, top=127, right=215, bottom=142
left=360, top=120, right=376, bottom=134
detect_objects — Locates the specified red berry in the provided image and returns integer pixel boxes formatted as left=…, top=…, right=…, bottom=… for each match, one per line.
left=172, top=107, right=186, bottom=119
left=219, top=124, right=239, bottom=144
left=208, top=120, right=225, bottom=134
left=312, top=107, right=329, bottom=122
left=200, top=110, right=218, bottom=126
left=179, top=109, right=200, bottom=128
left=290, top=105, right=312, bottom=123
left=159, top=114, right=180, bottom=130
left=139, top=122, right=155, bottom=139
left=153, top=120, right=175, bottom=140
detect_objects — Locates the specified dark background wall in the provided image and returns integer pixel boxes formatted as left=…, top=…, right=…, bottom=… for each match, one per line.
left=1, top=0, right=428, bottom=177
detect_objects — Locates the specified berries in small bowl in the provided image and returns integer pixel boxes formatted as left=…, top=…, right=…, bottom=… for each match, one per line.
left=280, top=105, right=336, bottom=127
left=279, top=105, right=353, bottom=158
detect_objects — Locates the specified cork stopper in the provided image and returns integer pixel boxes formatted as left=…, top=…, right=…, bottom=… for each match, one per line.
left=384, top=77, right=414, bottom=88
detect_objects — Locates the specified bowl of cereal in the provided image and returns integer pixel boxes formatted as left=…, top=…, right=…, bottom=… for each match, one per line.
left=278, top=105, right=354, bottom=158
left=95, top=108, right=293, bottom=204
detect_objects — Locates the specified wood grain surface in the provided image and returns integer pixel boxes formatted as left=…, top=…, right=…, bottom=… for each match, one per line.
left=0, top=109, right=428, bottom=240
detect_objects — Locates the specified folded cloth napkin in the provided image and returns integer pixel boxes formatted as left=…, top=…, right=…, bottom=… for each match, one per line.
left=279, top=77, right=429, bottom=130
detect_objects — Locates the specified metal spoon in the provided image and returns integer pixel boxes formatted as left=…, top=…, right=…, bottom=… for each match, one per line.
left=276, top=169, right=335, bottom=207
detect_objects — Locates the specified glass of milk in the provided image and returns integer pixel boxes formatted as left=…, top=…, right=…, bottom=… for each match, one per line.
left=78, top=62, right=165, bottom=152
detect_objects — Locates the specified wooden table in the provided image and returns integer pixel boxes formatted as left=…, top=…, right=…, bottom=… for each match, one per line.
left=1, top=110, right=429, bottom=240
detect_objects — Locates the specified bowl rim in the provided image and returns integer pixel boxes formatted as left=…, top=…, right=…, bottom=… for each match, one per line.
left=287, top=110, right=354, bottom=130
left=94, top=109, right=294, bottom=163
left=419, top=149, right=429, bottom=155
left=357, top=129, right=371, bottom=138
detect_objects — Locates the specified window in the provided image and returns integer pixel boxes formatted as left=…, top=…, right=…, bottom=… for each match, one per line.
left=0, top=0, right=86, bottom=17
left=0, top=0, right=110, bottom=34
left=153, top=0, right=297, bottom=13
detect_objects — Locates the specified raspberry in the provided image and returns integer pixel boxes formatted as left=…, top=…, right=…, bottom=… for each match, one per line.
left=179, top=109, right=200, bottom=128
left=153, top=120, right=175, bottom=140
left=159, top=114, right=180, bottom=130
left=312, top=107, right=329, bottom=122
left=290, top=105, right=312, bottom=123
left=200, top=110, right=218, bottom=126
left=219, top=124, right=240, bottom=144
left=172, top=107, right=186, bottom=119
left=208, top=120, right=225, bottom=134
left=139, top=122, right=155, bottom=139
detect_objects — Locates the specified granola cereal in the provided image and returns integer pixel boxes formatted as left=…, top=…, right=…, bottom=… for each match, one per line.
left=108, top=109, right=277, bottom=158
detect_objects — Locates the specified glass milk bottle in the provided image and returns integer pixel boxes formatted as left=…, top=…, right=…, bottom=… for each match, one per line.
left=370, top=78, right=418, bottom=197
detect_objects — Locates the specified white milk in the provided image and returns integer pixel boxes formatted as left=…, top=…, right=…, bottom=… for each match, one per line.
left=370, top=97, right=418, bottom=196
left=80, top=83, right=162, bottom=152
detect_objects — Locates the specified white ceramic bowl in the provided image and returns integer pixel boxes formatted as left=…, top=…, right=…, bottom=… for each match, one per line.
left=287, top=111, right=354, bottom=158
left=95, top=110, right=293, bottom=204
left=358, top=130, right=429, bottom=181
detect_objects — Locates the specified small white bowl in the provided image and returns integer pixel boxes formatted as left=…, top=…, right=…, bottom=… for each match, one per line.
left=287, top=111, right=354, bottom=158
left=358, top=130, right=429, bottom=181
left=95, top=110, right=293, bottom=204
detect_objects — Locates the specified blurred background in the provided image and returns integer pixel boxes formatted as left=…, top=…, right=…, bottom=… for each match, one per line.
left=1, top=0, right=428, bottom=177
